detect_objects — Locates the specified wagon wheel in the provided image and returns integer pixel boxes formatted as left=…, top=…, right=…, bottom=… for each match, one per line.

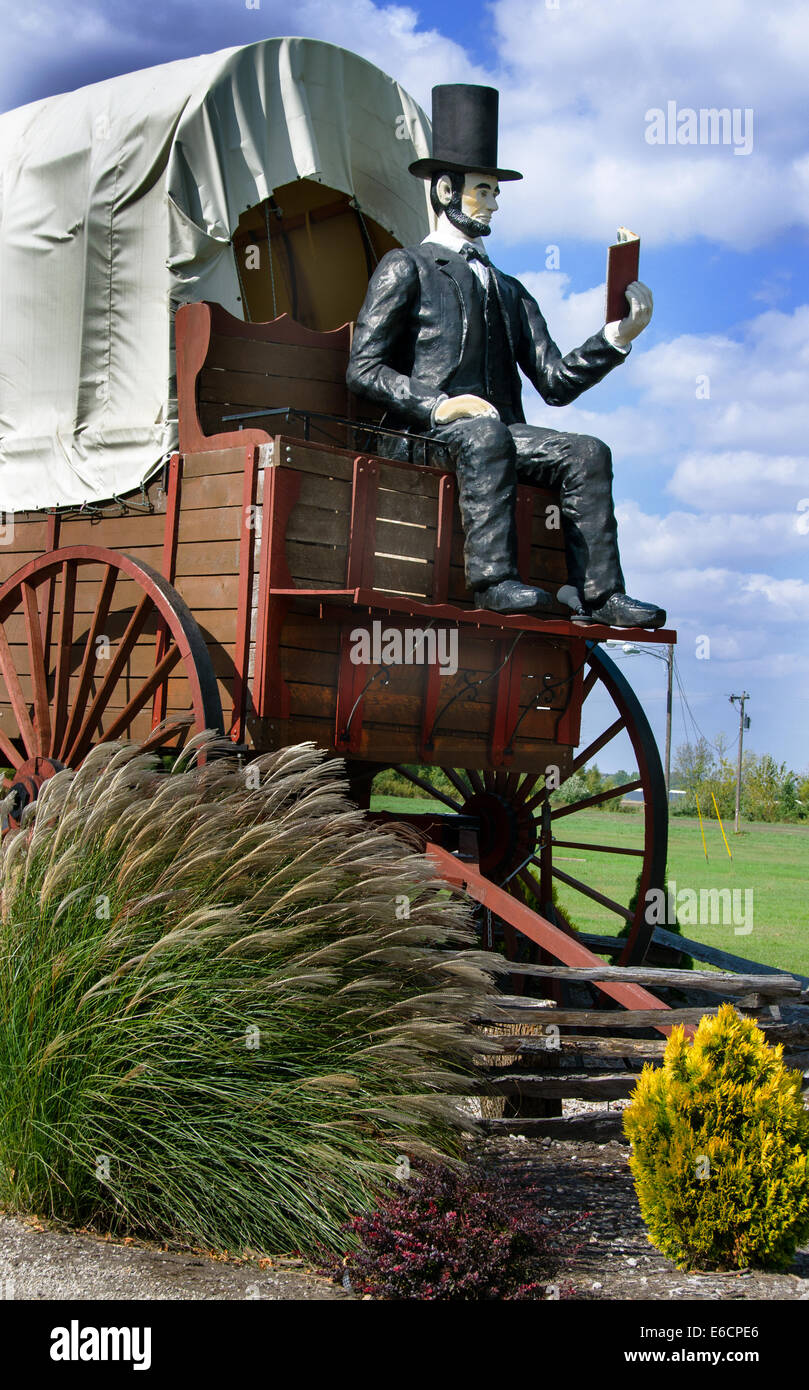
left=391, top=642, right=667, bottom=968
left=0, top=546, right=223, bottom=828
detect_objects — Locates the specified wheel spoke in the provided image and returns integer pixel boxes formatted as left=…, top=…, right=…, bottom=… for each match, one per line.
left=21, top=581, right=52, bottom=755
left=501, top=770, right=522, bottom=800
left=65, top=594, right=153, bottom=765
left=580, top=665, right=600, bottom=705
left=0, top=732, right=24, bottom=772
left=522, top=782, right=550, bottom=812
left=511, top=773, right=539, bottom=805
left=58, top=563, right=118, bottom=761
left=550, top=779, right=642, bottom=820
left=139, top=718, right=193, bottom=756
left=0, top=621, right=37, bottom=757
left=39, top=566, right=57, bottom=676
left=465, top=768, right=486, bottom=795
left=516, top=867, right=544, bottom=902
left=568, top=715, right=625, bottom=776
left=442, top=767, right=472, bottom=800
left=50, top=560, right=76, bottom=758
left=552, top=837, right=644, bottom=857
left=392, top=764, right=464, bottom=811
left=101, top=642, right=183, bottom=744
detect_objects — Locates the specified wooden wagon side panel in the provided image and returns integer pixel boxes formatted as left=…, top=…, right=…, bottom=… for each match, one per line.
left=268, top=438, right=568, bottom=606
left=245, top=435, right=578, bottom=773
left=170, top=445, right=264, bottom=741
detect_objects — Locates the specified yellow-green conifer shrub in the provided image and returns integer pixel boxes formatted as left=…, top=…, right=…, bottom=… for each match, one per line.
left=623, top=1003, right=809, bottom=1270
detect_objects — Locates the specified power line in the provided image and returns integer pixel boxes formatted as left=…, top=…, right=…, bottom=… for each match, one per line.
left=671, top=655, right=731, bottom=758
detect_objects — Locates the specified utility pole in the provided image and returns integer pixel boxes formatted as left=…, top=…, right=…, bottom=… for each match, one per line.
left=729, top=692, right=750, bottom=833
left=664, top=643, right=673, bottom=799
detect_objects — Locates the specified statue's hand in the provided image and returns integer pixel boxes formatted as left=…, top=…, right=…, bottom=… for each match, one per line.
left=434, top=394, right=500, bottom=424
left=604, top=281, right=653, bottom=348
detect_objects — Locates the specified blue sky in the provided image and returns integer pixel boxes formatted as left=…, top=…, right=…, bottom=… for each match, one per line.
left=1, top=0, right=807, bottom=775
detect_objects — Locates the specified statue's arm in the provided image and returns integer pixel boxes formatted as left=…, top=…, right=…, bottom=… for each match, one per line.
left=346, top=250, right=445, bottom=427
left=515, top=283, right=629, bottom=407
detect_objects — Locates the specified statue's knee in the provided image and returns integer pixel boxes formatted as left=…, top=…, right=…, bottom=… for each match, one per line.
left=462, top=417, right=514, bottom=457
left=576, top=434, right=612, bottom=478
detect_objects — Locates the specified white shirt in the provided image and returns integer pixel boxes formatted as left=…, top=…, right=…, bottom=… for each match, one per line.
left=422, top=222, right=491, bottom=289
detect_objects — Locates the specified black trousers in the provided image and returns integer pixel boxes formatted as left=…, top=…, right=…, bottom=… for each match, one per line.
left=429, top=416, right=625, bottom=604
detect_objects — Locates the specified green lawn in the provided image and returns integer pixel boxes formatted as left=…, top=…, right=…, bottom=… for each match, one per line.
left=371, top=796, right=809, bottom=977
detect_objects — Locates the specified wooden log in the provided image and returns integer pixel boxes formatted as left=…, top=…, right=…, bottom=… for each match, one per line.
left=747, top=1020, right=809, bottom=1047
left=494, top=961, right=802, bottom=998
left=478, top=1033, right=670, bottom=1058
left=652, top=926, right=809, bottom=988
left=477, top=1113, right=627, bottom=1141
left=480, top=1032, right=809, bottom=1070
left=476, top=1004, right=705, bottom=1028
left=478, top=1072, right=637, bottom=1099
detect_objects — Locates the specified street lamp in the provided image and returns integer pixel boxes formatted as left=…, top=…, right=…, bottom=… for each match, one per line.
left=605, top=640, right=674, bottom=798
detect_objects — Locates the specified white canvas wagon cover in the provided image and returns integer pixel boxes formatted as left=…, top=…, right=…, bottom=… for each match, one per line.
left=0, top=37, right=431, bottom=511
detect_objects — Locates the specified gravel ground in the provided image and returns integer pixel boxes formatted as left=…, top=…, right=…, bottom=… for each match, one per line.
left=3, top=1095, right=807, bottom=1302
left=481, top=1100, right=809, bottom=1301
left=0, top=1215, right=350, bottom=1301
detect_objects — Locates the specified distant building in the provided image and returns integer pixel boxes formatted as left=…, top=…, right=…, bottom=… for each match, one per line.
left=621, top=788, right=686, bottom=808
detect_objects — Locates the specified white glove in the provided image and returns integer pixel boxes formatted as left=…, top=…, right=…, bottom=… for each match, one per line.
left=433, top=394, right=500, bottom=424
left=604, top=281, right=653, bottom=350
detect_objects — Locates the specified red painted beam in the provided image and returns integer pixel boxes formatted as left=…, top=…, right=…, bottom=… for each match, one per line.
left=425, top=841, right=678, bottom=1037
left=265, top=586, right=676, bottom=646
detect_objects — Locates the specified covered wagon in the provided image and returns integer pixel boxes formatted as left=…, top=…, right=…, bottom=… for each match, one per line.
left=0, top=37, right=674, bottom=990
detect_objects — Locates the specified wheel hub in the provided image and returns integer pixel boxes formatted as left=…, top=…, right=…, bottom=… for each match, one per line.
left=461, top=789, right=539, bottom=882
left=4, top=756, right=66, bottom=828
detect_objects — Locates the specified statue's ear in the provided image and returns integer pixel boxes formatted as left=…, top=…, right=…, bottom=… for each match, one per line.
left=434, top=173, right=454, bottom=207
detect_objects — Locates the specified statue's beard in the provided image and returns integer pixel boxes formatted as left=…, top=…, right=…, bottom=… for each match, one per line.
left=445, top=191, right=492, bottom=238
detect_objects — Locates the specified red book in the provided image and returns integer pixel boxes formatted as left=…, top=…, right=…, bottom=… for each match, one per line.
left=605, top=228, right=640, bottom=324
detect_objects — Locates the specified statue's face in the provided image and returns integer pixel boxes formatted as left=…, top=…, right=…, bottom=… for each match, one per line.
left=460, top=173, right=500, bottom=229
left=435, top=170, right=499, bottom=238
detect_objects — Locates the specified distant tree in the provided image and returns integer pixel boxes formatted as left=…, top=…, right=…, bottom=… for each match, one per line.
left=673, top=740, right=806, bottom=824
left=672, top=737, right=734, bottom=819
left=672, top=737, right=714, bottom=803
left=743, top=753, right=802, bottom=823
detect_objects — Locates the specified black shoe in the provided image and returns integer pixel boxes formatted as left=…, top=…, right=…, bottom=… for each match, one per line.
left=587, top=592, right=667, bottom=629
left=473, top=579, right=553, bottom=614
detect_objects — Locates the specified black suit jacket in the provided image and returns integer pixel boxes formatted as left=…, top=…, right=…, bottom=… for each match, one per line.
left=346, top=241, right=628, bottom=430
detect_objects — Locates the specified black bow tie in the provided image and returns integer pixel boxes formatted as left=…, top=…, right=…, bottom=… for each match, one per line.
left=460, top=243, right=491, bottom=266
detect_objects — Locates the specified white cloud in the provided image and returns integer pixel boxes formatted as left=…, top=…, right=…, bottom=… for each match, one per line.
left=615, top=500, right=808, bottom=570
left=513, top=270, right=605, bottom=353
left=0, top=0, right=480, bottom=113
left=667, top=452, right=809, bottom=514
left=3, top=0, right=809, bottom=246
left=488, top=0, right=809, bottom=248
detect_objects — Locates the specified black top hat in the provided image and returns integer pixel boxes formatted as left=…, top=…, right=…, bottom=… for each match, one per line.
left=409, top=84, right=522, bottom=182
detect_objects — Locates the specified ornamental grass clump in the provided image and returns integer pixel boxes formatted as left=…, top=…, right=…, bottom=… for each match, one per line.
left=0, top=738, right=500, bottom=1256
left=623, top=1003, right=809, bottom=1271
